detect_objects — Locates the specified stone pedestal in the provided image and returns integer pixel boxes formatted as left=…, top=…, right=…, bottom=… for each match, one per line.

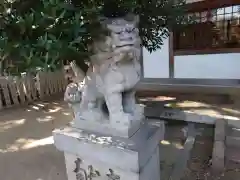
left=56, top=12, right=163, bottom=180
left=53, top=121, right=164, bottom=180
left=72, top=116, right=143, bottom=138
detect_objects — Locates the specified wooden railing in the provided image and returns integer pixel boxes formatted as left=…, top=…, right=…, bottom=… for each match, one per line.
left=0, top=70, right=67, bottom=110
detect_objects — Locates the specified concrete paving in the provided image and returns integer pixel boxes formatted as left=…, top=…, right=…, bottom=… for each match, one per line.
left=0, top=99, right=72, bottom=180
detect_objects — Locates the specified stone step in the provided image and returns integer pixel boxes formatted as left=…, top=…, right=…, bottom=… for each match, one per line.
left=227, top=126, right=240, bottom=137
left=227, top=120, right=240, bottom=130
left=226, top=148, right=240, bottom=163
left=226, top=136, right=240, bottom=148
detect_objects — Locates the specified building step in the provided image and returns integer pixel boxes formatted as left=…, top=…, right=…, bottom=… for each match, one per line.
left=227, top=120, right=240, bottom=130
left=226, top=147, right=240, bottom=163
left=227, top=126, right=240, bottom=137
left=226, top=136, right=240, bottom=148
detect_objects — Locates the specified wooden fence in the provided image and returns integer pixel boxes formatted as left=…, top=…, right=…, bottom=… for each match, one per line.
left=0, top=70, right=67, bottom=110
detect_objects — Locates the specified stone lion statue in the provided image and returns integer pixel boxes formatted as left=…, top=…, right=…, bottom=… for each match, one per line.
left=65, top=14, right=144, bottom=130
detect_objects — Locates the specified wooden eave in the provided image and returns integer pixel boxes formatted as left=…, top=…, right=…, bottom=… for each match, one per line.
left=185, top=0, right=240, bottom=13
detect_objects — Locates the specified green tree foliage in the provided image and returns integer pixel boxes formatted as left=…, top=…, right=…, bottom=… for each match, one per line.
left=0, top=0, right=187, bottom=74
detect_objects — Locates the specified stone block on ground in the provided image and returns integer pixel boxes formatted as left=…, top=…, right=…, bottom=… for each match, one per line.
left=144, top=106, right=216, bottom=124
left=53, top=121, right=165, bottom=180
left=212, top=140, right=225, bottom=172
left=214, top=119, right=226, bottom=141
left=227, top=119, right=240, bottom=129
left=228, top=126, right=240, bottom=137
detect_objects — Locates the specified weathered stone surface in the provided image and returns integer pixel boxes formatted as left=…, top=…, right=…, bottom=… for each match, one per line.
left=212, top=141, right=225, bottom=171
left=53, top=121, right=164, bottom=180
left=71, top=117, right=143, bottom=138
left=226, top=136, right=240, bottom=148
left=225, top=122, right=240, bottom=148
left=169, top=123, right=196, bottom=180
left=228, top=126, right=240, bottom=137
left=53, top=121, right=164, bottom=173
left=55, top=13, right=161, bottom=180
left=214, top=119, right=226, bottom=141
left=63, top=14, right=143, bottom=137
left=64, top=83, right=82, bottom=118
left=64, top=147, right=160, bottom=180
left=227, top=118, right=240, bottom=129
left=145, top=107, right=216, bottom=124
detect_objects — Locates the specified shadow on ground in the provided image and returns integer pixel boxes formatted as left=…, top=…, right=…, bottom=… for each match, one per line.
left=1, top=94, right=240, bottom=180
left=139, top=95, right=240, bottom=120
left=0, top=100, right=72, bottom=180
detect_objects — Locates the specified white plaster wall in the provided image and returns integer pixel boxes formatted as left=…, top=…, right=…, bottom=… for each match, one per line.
left=174, top=53, right=240, bottom=79
left=143, top=37, right=169, bottom=78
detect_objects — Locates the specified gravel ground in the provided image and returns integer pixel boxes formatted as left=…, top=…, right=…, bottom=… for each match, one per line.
left=181, top=124, right=240, bottom=180
left=140, top=94, right=240, bottom=180
left=160, top=120, right=188, bottom=180
left=160, top=122, right=215, bottom=180
left=181, top=124, right=214, bottom=180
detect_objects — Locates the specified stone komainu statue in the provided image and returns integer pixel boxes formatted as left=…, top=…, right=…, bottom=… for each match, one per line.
left=65, top=14, right=144, bottom=129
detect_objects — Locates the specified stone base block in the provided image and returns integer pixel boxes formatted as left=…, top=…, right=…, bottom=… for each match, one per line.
left=64, top=147, right=160, bottom=180
left=53, top=121, right=164, bottom=180
left=72, top=106, right=144, bottom=138
left=71, top=117, right=143, bottom=138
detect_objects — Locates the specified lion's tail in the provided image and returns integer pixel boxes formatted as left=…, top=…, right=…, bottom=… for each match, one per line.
left=70, top=61, right=86, bottom=83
